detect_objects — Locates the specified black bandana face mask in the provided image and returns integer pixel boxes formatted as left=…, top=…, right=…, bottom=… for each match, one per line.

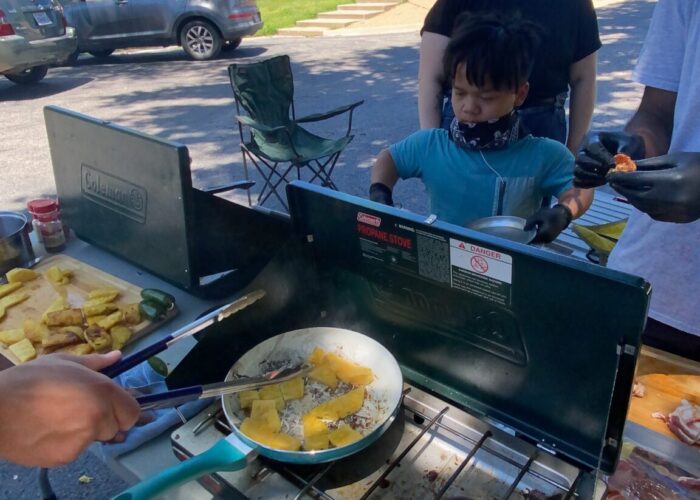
left=449, top=110, right=522, bottom=151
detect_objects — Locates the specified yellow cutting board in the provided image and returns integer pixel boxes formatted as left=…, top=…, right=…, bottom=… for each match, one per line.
left=0, top=254, right=176, bottom=365
left=628, top=373, right=700, bottom=443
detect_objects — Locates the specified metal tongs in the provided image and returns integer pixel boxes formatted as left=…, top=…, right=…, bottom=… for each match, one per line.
left=101, top=290, right=266, bottom=379
left=137, top=364, right=312, bottom=410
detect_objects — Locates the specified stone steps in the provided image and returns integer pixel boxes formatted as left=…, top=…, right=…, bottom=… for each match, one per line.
left=337, top=2, right=399, bottom=12
left=318, top=9, right=383, bottom=20
left=277, top=0, right=401, bottom=37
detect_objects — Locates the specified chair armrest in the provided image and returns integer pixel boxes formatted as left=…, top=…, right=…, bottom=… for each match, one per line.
left=295, top=99, right=364, bottom=123
left=237, top=115, right=287, bottom=134
left=204, top=180, right=256, bottom=194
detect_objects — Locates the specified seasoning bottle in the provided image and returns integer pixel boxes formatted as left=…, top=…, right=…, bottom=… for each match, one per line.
left=27, top=198, right=67, bottom=253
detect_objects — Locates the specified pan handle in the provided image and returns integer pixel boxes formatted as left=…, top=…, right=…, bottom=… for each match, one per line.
left=112, top=434, right=255, bottom=500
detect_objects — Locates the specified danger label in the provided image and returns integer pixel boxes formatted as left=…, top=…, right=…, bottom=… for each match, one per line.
left=449, top=239, right=513, bottom=307
left=450, top=239, right=512, bottom=284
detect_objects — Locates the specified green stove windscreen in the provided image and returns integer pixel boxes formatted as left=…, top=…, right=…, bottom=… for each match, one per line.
left=44, top=105, right=197, bottom=290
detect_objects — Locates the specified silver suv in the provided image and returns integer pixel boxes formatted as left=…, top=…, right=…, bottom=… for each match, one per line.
left=61, top=0, right=262, bottom=62
left=0, top=0, right=76, bottom=84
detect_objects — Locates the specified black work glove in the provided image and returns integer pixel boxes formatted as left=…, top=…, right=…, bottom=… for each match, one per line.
left=574, top=131, right=646, bottom=188
left=524, top=204, right=573, bottom=243
left=369, top=183, right=394, bottom=206
left=608, top=152, right=700, bottom=223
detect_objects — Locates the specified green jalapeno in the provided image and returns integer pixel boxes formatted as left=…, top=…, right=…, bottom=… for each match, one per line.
left=140, top=288, right=175, bottom=310
left=139, top=300, right=165, bottom=321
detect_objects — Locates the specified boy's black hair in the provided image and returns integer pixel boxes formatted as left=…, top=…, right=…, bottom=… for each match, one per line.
left=444, top=11, right=543, bottom=92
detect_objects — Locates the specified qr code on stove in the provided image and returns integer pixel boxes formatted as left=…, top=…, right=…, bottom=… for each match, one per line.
left=416, top=233, right=450, bottom=284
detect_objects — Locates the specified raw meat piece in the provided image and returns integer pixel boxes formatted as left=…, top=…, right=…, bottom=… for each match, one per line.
left=633, top=381, right=646, bottom=398
left=652, top=400, right=700, bottom=445
left=607, top=445, right=700, bottom=499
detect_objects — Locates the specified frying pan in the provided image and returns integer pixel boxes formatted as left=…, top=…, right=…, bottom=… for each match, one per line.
left=467, top=215, right=537, bottom=244
left=113, top=327, right=404, bottom=500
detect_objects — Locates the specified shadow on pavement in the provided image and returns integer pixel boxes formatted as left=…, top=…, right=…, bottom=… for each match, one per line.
left=593, top=0, right=656, bottom=129
left=0, top=77, right=92, bottom=101
left=67, top=45, right=267, bottom=67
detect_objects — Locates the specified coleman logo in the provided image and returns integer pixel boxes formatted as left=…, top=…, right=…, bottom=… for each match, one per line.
left=357, top=212, right=381, bottom=227
left=81, top=164, right=147, bottom=223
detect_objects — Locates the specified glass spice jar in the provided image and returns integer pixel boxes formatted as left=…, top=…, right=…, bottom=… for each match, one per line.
left=27, top=198, right=66, bottom=253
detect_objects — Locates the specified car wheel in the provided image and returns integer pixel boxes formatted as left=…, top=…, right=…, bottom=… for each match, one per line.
left=63, top=49, right=81, bottom=66
left=88, top=49, right=115, bottom=58
left=4, top=65, right=49, bottom=84
left=180, top=20, right=222, bottom=60
left=222, top=38, right=242, bottom=52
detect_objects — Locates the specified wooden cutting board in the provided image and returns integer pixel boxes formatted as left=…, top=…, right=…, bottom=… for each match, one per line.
left=627, top=373, right=700, bottom=443
left=0, top=254, right=176, bottom=365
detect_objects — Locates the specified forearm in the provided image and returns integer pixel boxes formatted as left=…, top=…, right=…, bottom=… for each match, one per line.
left=418, top=77, right=444, bottom=129
left=558, top=187, right=593, bottom=219
left=418, top=33, right=450, bottom=129
left=566, top=53, right=597, bottom=153
left=625, top=86, right=677, bottom=158
left=371, top=150, right=400, bottom=188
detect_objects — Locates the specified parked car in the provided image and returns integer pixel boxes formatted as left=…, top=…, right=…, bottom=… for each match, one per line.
left=0, top=0, right=76, bottom=84
left=61, top=0, right=262, bottom=62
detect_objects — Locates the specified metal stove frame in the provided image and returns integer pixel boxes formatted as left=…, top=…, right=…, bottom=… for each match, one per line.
left=171, top=384, right=606, bottom=499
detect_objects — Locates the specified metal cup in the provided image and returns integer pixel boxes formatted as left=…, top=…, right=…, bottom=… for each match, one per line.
left=0, top=211, right=35, bottom=276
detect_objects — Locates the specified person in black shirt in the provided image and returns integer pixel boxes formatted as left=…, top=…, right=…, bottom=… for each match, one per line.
left=419, top=0, right=601, bottom=154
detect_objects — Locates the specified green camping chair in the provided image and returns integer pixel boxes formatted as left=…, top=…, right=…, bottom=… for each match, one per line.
left=228, top=55, right=364, bottom=210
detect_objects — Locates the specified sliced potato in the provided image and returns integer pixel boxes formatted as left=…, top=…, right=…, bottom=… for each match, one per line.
left=42, top=331, right=82, bottom=350
left=45, top=266, right=72, bottom=285
left=121, top=303, right=141, bottom=325
left=9, top=338, right=36, bottom=363
left=0, top=328, right=25, bottom=345
left=110, top=325, right=132, bottom=350
left=42, top=295, right=70, bottom=323
left=87, top=287, right=120, bottom=300
left=23, top=319, right=50, bottom=343
left=5, top=268, right=38, bottom=284
left=0, top=282, right=22, bottom=299
left=250, top=400, right=282, bottom=433
left=308, top=347, right=327, bottom=365
left=303, top=415, right=330, bottom=451
left=329, top=424, right=362, bottom=447
left=279, top=377, right=304, bottom=401
left=84, top=325, right=112, bottom=352
left=45, top=308, right=84, bottom=327
left=96, top=310, right=123, bottom=330
left=83, top=302, right=118, bottom=317
left=308, top=364, right=337, bottom=389
left=0, top=291, right=30, bottom=321
left=238, top=390, right=260, bottom=409
left=86, top=314, right=106, bottom=326
left=58, top=326, right=85, bottom=342
left=58, top=343, right=93, bottom=356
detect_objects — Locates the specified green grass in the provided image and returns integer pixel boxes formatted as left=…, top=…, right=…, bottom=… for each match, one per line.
left=256, top=0, right=347, bottom=36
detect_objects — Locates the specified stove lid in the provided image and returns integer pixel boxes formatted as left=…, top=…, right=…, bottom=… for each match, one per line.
left=287, top=182, right=650, bottom=474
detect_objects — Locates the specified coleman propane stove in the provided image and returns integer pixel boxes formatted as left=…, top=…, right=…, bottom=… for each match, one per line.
left=166, top=182, right=651, bottom=499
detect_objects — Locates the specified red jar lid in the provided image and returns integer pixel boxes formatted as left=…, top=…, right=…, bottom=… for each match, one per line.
left=27, top=198, right=58, bottom=214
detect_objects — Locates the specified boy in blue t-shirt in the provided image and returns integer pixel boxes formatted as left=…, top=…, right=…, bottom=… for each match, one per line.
left=370, top=12, right=592, bottom=243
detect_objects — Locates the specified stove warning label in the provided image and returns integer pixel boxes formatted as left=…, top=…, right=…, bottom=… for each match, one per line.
left=449, top=239, right=512, bottom=307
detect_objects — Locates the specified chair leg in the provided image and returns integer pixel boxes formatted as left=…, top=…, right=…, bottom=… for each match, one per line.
left=246, top=155, right=291, bottom=210
left=306, top=154, right=340, bottom=190
left=240, top=149, right=253, bottom=206
left=258, top=163, right=294, bottom=210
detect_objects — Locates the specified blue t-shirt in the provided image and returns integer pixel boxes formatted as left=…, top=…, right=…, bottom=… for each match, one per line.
left=389, top=129, right=574, bottom=226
